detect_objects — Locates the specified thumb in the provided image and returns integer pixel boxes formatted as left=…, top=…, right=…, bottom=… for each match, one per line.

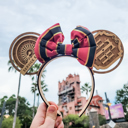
left=41, top=105, right=57, bottom=128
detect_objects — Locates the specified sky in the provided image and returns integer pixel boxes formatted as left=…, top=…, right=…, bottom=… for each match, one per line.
left=0, top=0, right=128, bottom=107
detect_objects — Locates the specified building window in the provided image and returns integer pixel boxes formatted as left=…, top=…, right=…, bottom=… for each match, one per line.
left=70, top=107, right=72, bottom=110
left=70, top=82, right=74, bottom=86
left=63, top=85, right=65, bottom=90
left=76, top=81, right=80, bottom=84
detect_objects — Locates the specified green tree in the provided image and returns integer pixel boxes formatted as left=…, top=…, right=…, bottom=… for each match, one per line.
left=63, top=114, right=89, bottom=128
left=115, top=83, right=128, bottom=121
left=81, top=83, right=91, bottom=98
left=98, top=114, right=106, bottom=126
left=29, top=63, right=41, bottom=118
left=31, top=79, right=37, bottom=118
left=0, top=95, right=16, bottom=116
left=19, top=107, right=33, bottom=128
left=0, top=96, right=8, bottom=114
left=29, top=63, right=48, bottom=118
left=0, top=95, right=33, bottom=128
left=2, top=116, right=22, bottom=128
left=16, top=96, right=33, bottom=128
left=81, top=83, right=93, bottom=127
left=5, top=95, right=16, bottom=115
left=36, top=80, right=48, bottom=106
left=31, top=76, right=48, bottom=107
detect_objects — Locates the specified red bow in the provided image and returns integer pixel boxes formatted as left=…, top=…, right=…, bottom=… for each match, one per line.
left=34, top=23, right=96, bottom=68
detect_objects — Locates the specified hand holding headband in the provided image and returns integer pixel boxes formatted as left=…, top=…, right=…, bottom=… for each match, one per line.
left=34, top=23, right=96, bottom=117
left=34, top=23, right=96, bottom=68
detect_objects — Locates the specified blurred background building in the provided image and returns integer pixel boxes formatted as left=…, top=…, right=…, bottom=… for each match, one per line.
left=58, top=74, right=105, bottom=117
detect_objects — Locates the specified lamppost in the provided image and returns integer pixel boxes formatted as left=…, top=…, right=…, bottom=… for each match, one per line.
left=104, top=92, right=112, bottom=121
left=0, top=101, right=6, bottom=128
left=104, top=92, right=116, bottom=127
left=13, top=73, right=21, bottom=128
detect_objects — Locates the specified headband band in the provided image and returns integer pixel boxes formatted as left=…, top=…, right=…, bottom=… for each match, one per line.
left=35, top=23, right=96, bottom=117
left=37, top=55, right=95, bottom=117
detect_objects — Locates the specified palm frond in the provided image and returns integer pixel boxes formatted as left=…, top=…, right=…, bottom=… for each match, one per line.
left=32, top=76, right=34, bottom=81
left=43, top=88, right=48, bottom=92
left=32, top=82, right=37, bottom=86
left=81, top=82, right=91, bottom=95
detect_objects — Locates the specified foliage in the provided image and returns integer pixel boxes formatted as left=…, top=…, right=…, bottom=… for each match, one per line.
left=2, top=116, right=22, bottom=128
left=63, top=114, right=89, bottom=128
left=115, top=83, right=128, bottom=121
left=63, top=114, right=106, bottom=127
left=28, top=63, right=41, bottom=74
left=81, top=83, right=91, bottom=97
left=7, top=60, right=17, bottom=72
left=29, top=63, right=48, bottom=118
left=98, top=114, right=106, bottom=126
left=30, top=63, right=48, bottom=106
left=0, top=95, right=33, bottom=128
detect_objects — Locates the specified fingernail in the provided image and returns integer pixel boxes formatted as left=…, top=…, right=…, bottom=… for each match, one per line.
left=48, top=105, right=56, bottom=113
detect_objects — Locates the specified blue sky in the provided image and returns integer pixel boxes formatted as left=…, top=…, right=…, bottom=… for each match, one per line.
left=0, top=0, right=128, bottom=106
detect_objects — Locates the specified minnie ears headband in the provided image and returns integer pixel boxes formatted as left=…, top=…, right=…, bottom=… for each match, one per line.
left=9, top=23, right=124, bottom=117
left=35, top=23, right=96, bottom=117
left=34, top=23, right=124, bottom=117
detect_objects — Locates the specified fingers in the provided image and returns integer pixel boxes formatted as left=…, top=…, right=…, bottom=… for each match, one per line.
left=46, top=105, right=57, bottom=120
left=55, top=116, right=62, bottom=127
left=58, top=122, right=64, bottom=128
left=41, top=105, right=57, bottom=128
left=49, top=101, right=58, bottom=109
left=30, top=102, right=47, bottom=128
left=48, top=102, right=63, bottom=128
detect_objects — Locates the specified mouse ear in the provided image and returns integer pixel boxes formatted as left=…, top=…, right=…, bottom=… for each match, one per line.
left=9, top=32, right=40, bottom=75
left=92, top=30, right=124, bottom=74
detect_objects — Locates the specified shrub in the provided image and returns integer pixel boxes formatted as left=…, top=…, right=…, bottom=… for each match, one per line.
left=63, top=114, right=89, bottom=128
left=2, top=116, right=22, bottom=128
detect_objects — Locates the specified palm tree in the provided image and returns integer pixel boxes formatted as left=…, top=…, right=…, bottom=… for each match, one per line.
left=81, top=83, right=94, bottom=126
left=8, top=60, right=17, bottom=72
left=36, top=82, right=48, bottom=107
left=31, top=81, right=37, bottom=118
left=28, top=63, right=42, bottom=74
left=31, top=76, right=48, bottom=106
left=29, top=63, right=48, bottom=118
left=8, top=60, right=21, bottom=128
left=81, top=82, right=91, bottom=98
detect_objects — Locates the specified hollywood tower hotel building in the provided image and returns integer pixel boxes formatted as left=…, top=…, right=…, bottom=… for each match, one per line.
left=58, top=74, right=105, bottom=116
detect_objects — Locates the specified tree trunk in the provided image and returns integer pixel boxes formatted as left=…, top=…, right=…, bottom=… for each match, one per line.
left=37, top=94, right=39, bottom=107
left=33, top=87, right=36, bottom=119
left=0, top=101, right=6, bottom=128
left=25, top=122, right=27, bottom=128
